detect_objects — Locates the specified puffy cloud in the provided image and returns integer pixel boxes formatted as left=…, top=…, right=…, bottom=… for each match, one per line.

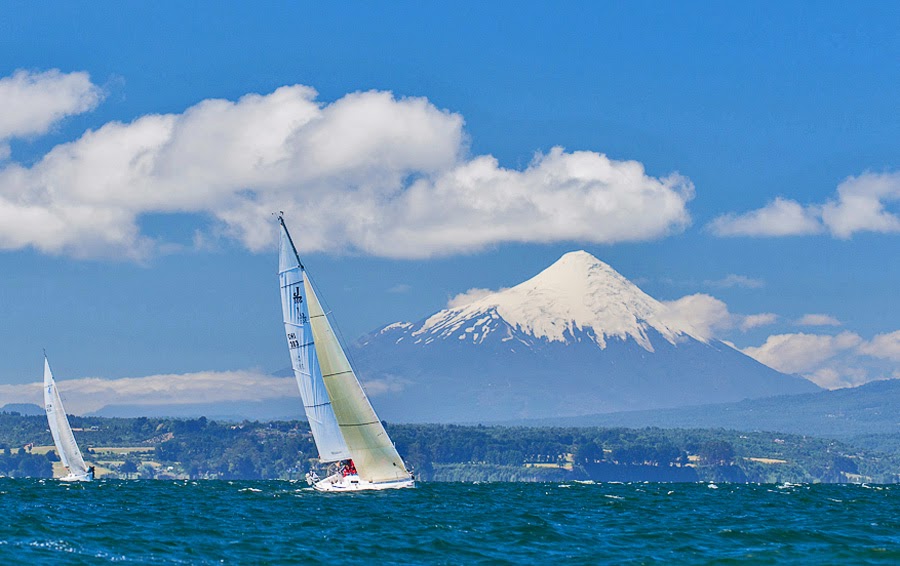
left=0, top=369, right=295, bottom=415
left=822, top=173, right=900, bottom=238
left=703, top=274, right=765, bottom=289
left=740, top=313, right=778, bottom=331
left=661, top=294, right=733, bottom=339
left=796, top=314, right=841, bottom=327
left=741, top=331, right=900, bottom=388
left=368, top=149, right=694, bottom=258
left=0, top=69, right=103, bottom=155
left=447, top=287, right=508, bottom=308
left=709, top=197, right=823, bottom=237
left=661, top=293, right=776, bottom=339
left=859, top=330, right=900, bottom=361
left=742, top=332, right=862, bottom=375
left=0, top=72, right=695, bottom=260
left=710, top=172, right=900, bottom=239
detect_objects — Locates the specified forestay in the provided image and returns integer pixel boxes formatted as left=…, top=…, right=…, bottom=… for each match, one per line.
left=303, top=277, right=412, bottom=484
left=279, top=223, right=351, bottom=462
left=43, top=358, right=89, bottom=477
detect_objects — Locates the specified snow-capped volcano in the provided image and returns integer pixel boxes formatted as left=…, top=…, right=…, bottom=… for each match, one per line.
left=351, top=251, right=820, bottom=423
left=411, top=250, right=703, bottom=351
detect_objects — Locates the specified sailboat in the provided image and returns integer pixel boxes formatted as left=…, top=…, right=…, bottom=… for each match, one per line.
left=278, top=216, right=414, bottom=492
left=43, top=356, right=94, bottom=482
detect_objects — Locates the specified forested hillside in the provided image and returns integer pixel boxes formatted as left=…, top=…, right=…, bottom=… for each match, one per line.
left=1, top=412, right=897, bottom=483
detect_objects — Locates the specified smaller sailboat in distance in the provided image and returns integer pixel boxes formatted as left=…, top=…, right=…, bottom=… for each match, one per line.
left=43, top=355, right=94, bottom=482
left=278, top=215, right=414, bottom=492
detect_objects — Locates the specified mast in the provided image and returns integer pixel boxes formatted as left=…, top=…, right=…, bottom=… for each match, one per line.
left=278, top=216, right=351, bottom=462
left=277, top=214, right=303, bottom=270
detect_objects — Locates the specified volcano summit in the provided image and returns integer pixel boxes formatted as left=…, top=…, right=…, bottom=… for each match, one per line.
left=350, top=251, right=819, bottom=423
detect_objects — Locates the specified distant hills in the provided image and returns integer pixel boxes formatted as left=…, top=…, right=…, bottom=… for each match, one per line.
left=0, top=403, right=43, bottom=416
left=86, top=398, right=305, bottom=422
left=350, top=251, right=818, bottom=423
left=517, top=378, right=900, bottom=439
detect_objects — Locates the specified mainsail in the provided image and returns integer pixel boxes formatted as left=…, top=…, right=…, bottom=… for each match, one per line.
left=278, top=217, right=411, bottom=485
left=304, top=277, right=412, bottom=483
left=43, top=357, right=89, bottom=478
left=279, top=221, right=351, bottom=462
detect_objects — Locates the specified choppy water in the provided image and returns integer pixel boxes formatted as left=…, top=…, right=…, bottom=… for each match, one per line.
left=0, top=480, right=897, bottom=564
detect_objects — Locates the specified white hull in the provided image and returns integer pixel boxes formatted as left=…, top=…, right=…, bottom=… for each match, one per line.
left=59, top=471, right=93, bottom=482
left=310, top=472, right=414, bottom=492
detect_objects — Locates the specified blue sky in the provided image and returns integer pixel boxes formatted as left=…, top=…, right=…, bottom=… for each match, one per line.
left=0, top=2, right=897, bottom=411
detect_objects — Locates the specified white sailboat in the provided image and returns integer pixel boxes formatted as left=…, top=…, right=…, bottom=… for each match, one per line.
left=278, top=216, right=414, bottom=492
left=43, top=356, right=94, bottom=482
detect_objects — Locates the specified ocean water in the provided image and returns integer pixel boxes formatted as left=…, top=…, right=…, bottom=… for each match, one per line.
left=0, top=480, right=897, bottom=564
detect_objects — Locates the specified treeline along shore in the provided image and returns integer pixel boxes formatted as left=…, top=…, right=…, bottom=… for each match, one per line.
left=1, top=412, right=898, bottom=483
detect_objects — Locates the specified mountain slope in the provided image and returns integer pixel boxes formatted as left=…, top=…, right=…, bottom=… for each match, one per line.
left=350, top=251, right=819, bottom=423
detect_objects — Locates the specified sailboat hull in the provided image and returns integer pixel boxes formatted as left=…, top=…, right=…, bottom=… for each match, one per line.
left=311, top=472, right=415, bottom=492
left=59, top=471, right=93, bottom=482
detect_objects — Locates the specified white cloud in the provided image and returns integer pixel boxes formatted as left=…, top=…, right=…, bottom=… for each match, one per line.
left=796, top=314, right=841, bottom=327
left=742, top=332, right=862, bottom=375
left=859, top=330, right=900, bottom=361
left=741, top=331, right=900, bottom=389
left=703, top=274, right=765, bottom=289
left=0, top=69, right=103, bottom=153
left=0, top=73, right=695, bottom=260
left=0, top=369, right=295, bottom=415
left=709, top=197, right=823, bottom=237
left=661, top=293, right=776, bottom=339
left=387, top=283, right=412, bottom=294
left=660, top=294, right=898, bottom=390
left=740, top=313, right=778, bottom=331
left=447, top=287, right=508, bottom=308
left=710, top=172, right=900, bottom=239
left=821, top=173, right=900, bottom=238
left=661, top=294, right=733, bottom=339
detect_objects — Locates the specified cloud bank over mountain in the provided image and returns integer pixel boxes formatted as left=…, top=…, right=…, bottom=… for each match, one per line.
left=0, top=369, right=292, bottom=415
left=0, top=69, right=694, bottom=260
left=741, top=330, right=900, bottom=389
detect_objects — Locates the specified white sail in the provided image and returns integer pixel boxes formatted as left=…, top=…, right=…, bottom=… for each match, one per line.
left=303, top=276, right=412, bottom=484
left=43, top=357, right=89, bottom=478
left=279, top=221, right=351, bottom=462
